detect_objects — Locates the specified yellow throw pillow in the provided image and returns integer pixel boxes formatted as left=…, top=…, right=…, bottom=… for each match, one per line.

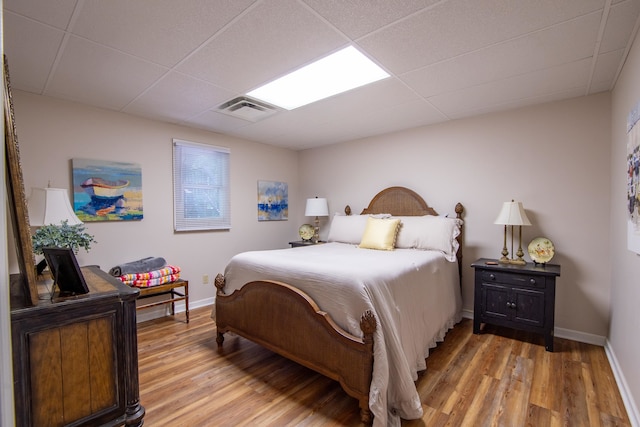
left=358, top=217, right=401, bottom=250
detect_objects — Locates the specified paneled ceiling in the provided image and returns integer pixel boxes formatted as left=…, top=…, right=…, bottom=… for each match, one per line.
left=4, top=0, right=640, bottom=150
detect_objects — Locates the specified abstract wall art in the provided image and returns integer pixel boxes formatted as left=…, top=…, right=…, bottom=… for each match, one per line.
left=257, top=180, right=288, bottom=221
left=627, top=100, right=640, bottom=254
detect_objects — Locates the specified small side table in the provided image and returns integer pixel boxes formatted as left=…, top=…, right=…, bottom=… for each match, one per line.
left=137, top=279, right=189, bottom=323
left=289, top=240, right=324, bottom=248
left=471, top=258, right=560, bottom=351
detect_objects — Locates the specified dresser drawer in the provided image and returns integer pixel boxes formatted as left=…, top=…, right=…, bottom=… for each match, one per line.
left=480, top=270, right=546, bottom=288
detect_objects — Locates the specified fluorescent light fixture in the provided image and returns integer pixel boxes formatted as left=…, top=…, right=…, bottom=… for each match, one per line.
left=247, top=46, right=390, bottom=110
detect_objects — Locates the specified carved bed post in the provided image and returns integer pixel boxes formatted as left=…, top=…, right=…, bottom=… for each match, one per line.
left=454, top=202, right=464, bottom=280
left=214, top=273, right=226, bottom=346
left=359, top=310, right=377, bottom=424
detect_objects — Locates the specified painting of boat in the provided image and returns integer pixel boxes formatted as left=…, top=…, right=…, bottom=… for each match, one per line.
left=81, top=177, right=129, bottom=197
left=72, top=158, right=143, bottom=221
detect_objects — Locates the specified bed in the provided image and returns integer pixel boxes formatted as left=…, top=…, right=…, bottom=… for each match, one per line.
left=214, top=187, right=464, bottom=426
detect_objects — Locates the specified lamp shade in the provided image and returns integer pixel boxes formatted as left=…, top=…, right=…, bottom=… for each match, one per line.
left=305, top=197, right=329, bottom=217
left=494, top=201, right=531, bottom=226
left=28, top=187, right=82, bottom=226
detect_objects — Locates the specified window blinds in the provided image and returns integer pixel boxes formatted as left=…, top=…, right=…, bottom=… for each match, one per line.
left=172, top=139, right=230, bottom=231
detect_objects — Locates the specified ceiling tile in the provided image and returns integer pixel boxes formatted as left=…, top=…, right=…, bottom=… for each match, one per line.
left=302, top=0, right=440, bottom=39
left=46, top=36, right=167, bottom=110
left=3, top=12, right=65, bottom=93
left=449, top=86, right=587, bottom=120
left=185, top=109, right=253, bottom=135
left=71, top=0, right=257, bottom=67
left=334, top=98, right=447, bottom=138
left=402, top=11, right=600, bottom=98
left=4, top=0, right=77, bottom=29
left=123, top=72, right=235, bottom=122
left=600, top=0, right=640, bottom=53
left=176, top=0, right=346, bottom=92
left=591, top=49, right=625, bottom=89
left=359, top=0, right=606, bottom=74
left=429, top=59, right=592, bottom=115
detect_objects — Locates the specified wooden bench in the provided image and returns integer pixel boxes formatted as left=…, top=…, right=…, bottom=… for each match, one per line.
left=136, top=279, right=189, bottom=323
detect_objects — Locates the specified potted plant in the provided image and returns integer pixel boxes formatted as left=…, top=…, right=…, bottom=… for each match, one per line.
left=32, top=220, right=96, bottom=274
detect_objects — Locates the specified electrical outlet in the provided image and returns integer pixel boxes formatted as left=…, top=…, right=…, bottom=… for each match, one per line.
left=202, top=274, right=209, bottom=284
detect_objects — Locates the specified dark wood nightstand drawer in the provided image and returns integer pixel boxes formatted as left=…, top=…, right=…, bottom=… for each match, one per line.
left=480, top=270, right=546, bottom=288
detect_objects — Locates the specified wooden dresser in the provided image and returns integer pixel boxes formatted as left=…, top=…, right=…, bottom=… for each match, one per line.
left=10, top=266, right=145, bottom=427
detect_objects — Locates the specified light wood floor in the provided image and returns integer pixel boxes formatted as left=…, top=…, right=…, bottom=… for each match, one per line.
left=137, top=307, right=631, bottom=426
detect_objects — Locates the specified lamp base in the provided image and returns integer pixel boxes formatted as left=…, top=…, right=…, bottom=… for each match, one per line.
left=498, top=257, right=510, bottom=264
left=508, top=258, right=526, bottom=265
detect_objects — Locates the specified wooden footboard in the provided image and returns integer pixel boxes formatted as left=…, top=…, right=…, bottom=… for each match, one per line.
left=214, top=274, right=377, bottom=424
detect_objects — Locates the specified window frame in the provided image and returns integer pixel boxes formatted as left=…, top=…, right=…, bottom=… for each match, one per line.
left=172, top=139, right=230, bottom=232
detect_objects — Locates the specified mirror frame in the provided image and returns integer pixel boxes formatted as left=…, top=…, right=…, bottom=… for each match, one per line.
left=4, top=56, right=38, bottom=306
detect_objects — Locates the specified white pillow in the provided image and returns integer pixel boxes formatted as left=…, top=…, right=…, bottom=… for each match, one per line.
left=327, top=213, right=391, bottom=244
left=394, top=215, right=462, bottom=261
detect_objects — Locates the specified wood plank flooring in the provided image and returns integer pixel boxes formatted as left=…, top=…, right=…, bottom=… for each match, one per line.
left=137, top=307, right=631, bottom=426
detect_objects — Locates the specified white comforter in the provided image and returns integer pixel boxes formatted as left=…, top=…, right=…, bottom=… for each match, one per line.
left=221, top=242, right=462, bottom=427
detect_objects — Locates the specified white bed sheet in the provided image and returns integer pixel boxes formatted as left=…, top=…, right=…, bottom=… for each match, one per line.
left=221, top=242, right=462, bottom=427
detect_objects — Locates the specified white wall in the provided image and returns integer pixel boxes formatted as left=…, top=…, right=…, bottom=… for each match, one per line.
left=299, top=93, right=612, bottom=339
left=10, top=91, right=300, bottom=307
left=610, top=27, right=640, bottom=426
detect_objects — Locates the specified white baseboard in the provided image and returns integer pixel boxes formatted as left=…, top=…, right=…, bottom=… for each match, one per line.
left=554, top=326, right=606, bottom=346
left=605, top=340, right=640, bottom=427
left=135, top=296, right=214, bottom=323
left=462, top=309, right=606, bottom=346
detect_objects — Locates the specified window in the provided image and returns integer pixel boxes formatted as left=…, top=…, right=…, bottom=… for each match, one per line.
left=173, top=139, right=230, bottom=231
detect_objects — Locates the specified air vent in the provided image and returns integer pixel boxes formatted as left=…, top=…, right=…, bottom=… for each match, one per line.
left=217, top=96, right=279, bottom=122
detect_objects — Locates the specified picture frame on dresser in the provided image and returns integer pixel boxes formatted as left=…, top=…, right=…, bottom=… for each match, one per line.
left=3, top=56, right=38, bottom=306
left=42, top=247, right=89, bottom=297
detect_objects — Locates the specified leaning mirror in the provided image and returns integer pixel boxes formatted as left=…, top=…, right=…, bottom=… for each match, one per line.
left=4, top=56, right=38, bottom=306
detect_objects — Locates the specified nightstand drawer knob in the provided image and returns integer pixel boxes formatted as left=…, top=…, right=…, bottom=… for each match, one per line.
left=506, top=302, right=516, bottom=309
left=489, top=274, right=496, bottom=280
left=530, top=278, right=536, bottom=285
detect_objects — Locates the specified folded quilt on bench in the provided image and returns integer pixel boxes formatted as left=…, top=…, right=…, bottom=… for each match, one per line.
left=108, top=256, right=167, bottom=277
left=118, top=265, right=181, bottom=287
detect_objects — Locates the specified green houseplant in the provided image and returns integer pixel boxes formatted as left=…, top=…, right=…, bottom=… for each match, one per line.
left=32, top=220, right=96, bottom=274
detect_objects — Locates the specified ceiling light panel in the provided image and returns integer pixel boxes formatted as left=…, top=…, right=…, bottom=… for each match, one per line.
left=247, top=46, right=390, bottom=110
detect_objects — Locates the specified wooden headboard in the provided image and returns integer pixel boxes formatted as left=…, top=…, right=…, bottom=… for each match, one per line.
left=359, top=186, right=463, bottom=219
left=350, top=186, right=465, bottom=273
left=361, top=186, right=438, bottom=216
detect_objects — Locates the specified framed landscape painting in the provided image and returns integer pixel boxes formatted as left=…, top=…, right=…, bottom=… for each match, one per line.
left=72, top=158, right=143, bottom=221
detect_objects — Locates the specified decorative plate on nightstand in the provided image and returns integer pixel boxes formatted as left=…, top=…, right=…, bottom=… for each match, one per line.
left=298, top=224, right=314, bottom=241
left=528, top=237, right=555, bottom=264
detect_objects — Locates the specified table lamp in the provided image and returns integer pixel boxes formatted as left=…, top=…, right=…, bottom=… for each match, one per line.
left=305, top=197, right=328, bottom=243
left=28, top=187, right=82, bottom=226
left=494, top=200, right=531, bottom=265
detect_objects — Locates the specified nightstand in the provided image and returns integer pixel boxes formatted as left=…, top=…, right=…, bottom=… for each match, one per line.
left=289, top=240, right=324, bottom=248
left=471, top=258, right=560, bottom=351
